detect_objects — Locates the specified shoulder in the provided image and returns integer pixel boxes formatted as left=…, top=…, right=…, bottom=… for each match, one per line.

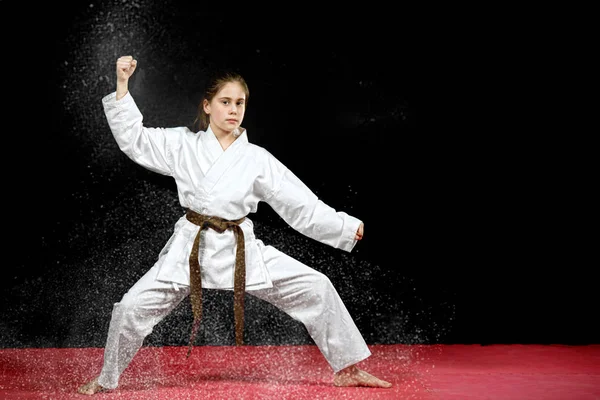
left=246, top=142, right=268, bottom=155
left=245, top=142, right=279, bottom=162
left=165, top=126, right=205, bottom=141
left=159, top=126, right=199, bottom=149
left=174, top=126, right=198, bottom=136
left=244, top=142, right=289, bottom=176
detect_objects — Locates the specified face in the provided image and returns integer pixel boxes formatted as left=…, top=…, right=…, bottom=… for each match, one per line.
left=203, top=81, right=246, bottom=136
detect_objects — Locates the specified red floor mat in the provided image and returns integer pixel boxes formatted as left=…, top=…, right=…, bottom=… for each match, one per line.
left=1, top=344, right=599, bottom=399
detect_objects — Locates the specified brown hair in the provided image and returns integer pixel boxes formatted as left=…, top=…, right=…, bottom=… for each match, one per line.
left=193, top=70, right=250, bottom=132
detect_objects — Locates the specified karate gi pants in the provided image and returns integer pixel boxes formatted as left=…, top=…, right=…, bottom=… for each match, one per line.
left=97, top=244, right=372, bottom=389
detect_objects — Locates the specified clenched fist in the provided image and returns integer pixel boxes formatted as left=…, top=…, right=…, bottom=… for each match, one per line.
left=116, top=56, right=137, bottom=83
left=355, top=222, right=364, bottom=241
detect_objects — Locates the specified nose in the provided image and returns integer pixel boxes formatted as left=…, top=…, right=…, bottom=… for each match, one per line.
left=230, top=104, right=238, bottom=113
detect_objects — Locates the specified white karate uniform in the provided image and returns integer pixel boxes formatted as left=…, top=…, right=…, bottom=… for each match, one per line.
left=96, top=91, right=371, bottom=389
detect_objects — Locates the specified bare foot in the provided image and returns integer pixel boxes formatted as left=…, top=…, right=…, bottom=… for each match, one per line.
left=77, top=377, right=107, bottom=395
left=333, top=365, right=392, bottom=388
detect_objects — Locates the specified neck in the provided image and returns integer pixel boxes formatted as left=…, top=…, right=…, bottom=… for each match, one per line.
left=211, top=126, right=237, bottom=150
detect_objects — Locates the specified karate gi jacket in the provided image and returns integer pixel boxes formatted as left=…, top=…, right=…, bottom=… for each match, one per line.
left=102, top=91, right=362, bottom=290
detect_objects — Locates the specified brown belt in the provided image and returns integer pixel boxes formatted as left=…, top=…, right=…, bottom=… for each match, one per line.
left=185, top=209, right=246, bottom=357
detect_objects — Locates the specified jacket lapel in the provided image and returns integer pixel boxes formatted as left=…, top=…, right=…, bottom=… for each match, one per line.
left=201, top=126, right=248, bottom=193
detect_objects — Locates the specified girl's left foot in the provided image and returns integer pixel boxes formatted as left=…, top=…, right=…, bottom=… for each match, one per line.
left=333, top=365, right=392, bottom=388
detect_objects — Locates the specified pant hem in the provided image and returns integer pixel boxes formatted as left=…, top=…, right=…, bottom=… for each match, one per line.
left=97, top=375, right=118, bottom=390
left=332, top=348, right=372, bottom=374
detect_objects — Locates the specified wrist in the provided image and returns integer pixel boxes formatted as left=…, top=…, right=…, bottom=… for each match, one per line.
left=116, top=81, right=128, bottom=100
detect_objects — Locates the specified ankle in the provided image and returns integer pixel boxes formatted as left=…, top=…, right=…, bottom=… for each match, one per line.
left=337, top=365, right=358, bottom=375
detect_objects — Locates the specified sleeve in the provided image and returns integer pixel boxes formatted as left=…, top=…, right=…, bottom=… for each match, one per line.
left=258, top=151, right=362, bottom=253
left=101, top=91, right=174, bottom=176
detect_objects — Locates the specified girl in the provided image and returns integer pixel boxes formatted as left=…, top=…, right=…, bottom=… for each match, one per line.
left=78, top=55, right=392, bottom=394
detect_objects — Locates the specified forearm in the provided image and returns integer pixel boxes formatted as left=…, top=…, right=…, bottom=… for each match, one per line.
left=116, top=79, right=129, bottom=101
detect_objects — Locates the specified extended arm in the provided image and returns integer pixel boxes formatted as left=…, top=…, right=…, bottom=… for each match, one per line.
left=260, top=152, right=362, bottom=252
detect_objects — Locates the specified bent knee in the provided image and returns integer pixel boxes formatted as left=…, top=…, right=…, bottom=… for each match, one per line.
left=117, top=292, right=139, bottom=309
left=310, top=270, right=334, bottom=288
left=305, top=272, right=337, bottom=303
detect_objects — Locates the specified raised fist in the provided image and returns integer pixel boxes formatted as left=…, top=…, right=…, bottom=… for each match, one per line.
left=116, top=56, right=137, bottom=82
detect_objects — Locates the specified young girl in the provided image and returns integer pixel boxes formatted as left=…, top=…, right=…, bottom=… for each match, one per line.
left=78, top=55, right=392, bottom=394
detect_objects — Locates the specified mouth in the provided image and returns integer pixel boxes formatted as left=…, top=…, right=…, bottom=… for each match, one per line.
left=226, top=119, right=238, bottom=124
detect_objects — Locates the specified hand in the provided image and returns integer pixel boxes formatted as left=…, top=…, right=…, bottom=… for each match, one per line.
left=355, top=223, right=364, bottom=241
left=116, top=55, right=137, bottom=83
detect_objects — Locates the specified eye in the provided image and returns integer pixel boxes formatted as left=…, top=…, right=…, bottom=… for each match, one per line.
left=222, top=100, right=229, bottom=105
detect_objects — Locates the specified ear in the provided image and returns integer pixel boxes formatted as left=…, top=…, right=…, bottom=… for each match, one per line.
left=202, top=99, right=210, bottom=115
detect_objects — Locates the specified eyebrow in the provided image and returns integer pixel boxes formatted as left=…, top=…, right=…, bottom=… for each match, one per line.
left=218, top=96, right=245, bottom=101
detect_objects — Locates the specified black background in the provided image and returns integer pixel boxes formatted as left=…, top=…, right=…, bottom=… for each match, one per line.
left=1, top=2, right=596, bottom=349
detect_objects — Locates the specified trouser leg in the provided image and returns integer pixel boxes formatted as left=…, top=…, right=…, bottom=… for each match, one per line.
left=248, top=244, right=371, bottom=373
left=97, top=265, right=189, bottom=389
